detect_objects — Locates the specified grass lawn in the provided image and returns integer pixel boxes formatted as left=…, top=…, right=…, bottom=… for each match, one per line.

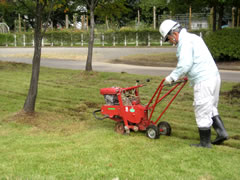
left=0, top=61, right=240, bottom=180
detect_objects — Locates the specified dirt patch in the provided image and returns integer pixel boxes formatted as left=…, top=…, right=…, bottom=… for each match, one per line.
left=5, top=111, right=61, bottom=128
left=108, top=52, right=177, bottom=67
left=74, top=104, right=88, bottom=112
left=4, top=110, right=89, bottom=135
left=0, top=52, right=87, bottom=61
left=75, top=71, right=99, bottom=78
left=222, top=83, right=240, bottom=105
left=227, top=83, right=240, bottom=98
left=66, top=104, right=89, bottom=121
left=84, top=101, right=101, bottom=109
left=0, top=61, right=29, bottom=70
left=231, top=135, right=240, bottom=140
left=110, top=58, right=177, bottom=67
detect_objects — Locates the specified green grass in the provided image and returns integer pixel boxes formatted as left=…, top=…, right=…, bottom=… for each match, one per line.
left=0, top=62, right=240, bottom=179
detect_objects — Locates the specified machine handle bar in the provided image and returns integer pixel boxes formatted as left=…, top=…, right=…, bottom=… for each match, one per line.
left=122, top=84, right=144, bottom=91
left=163, top=78, right=188, bottom=87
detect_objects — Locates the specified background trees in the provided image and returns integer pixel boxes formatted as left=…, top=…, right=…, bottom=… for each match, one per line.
left=0, top=0, right=17, bottom=30
left=138, top=0, right=167, bottom=28
left=95, top=0, right=130, bottom=30
left=1, top=0, right=239, bottom=32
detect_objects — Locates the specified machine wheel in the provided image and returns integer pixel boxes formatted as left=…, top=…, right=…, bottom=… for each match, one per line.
left=146, top=125, right=159, bottom=139
left=115, top=122, right=125, bottom=134
left=158, top=121, right=171, bottom=136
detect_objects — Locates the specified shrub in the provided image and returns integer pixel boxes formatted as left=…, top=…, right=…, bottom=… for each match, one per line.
left=0, top=34, right=14, bottom=46
left=190, top=29, right=209, bottom=37
left=0, top=29, right=162, bottom=47
left=2, top=28, right=214, bottom=47
left=204, top=28, right=240, bottom=61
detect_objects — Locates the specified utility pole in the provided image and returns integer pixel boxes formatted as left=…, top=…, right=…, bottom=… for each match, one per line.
left=237, top=8, right=240, bottom=27
left=73, top=14, right=77, bottom=29
left=232, top=7, right=235, bottom=28
left=65, top=14, right=69, bottom=29
left=138, top=9, right=140, bottom=26
left=18, top=14, right=21, bottom=32
left=153, top=6, right=156, bottom=29
left=86, top=15, right=89, bottom=30
left=189, top=5, right=192, bottom=30
left=81, top=15, right=85, bottom=30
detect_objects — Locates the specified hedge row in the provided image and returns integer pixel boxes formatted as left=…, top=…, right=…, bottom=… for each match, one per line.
left=0, top=28, right=205, bottom=47
left=0, top=29, right=165, bottom=47
left=0, top=28, right=239, bottom=61
left=204, top=28, right=240, bottom=61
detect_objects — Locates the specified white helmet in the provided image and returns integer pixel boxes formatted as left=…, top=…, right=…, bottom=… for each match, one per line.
left=159, top=19, right=180, bottom=42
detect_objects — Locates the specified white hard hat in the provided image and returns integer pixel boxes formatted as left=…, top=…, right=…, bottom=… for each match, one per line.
left=159, top=19, right=180, bottom=42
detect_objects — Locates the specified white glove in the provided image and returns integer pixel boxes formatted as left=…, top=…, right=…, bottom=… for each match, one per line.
left=164, top=75, right=174, bottom=85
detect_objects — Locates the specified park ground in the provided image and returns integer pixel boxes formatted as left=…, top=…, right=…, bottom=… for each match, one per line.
left=0, top=60, right=240, bottom=179
left=0, top=47, right=240, bottom=179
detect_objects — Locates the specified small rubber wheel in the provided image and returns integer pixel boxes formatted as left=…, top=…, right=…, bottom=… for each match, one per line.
left=158, top=121, right=171, bottom=136
left=115, top=122, right=125, bottom=134
left=146, top=125, right=159, bottom=139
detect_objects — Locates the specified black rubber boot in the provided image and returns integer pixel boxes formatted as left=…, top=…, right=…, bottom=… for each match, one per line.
left=212, top=115, right=228, bottom=145
left=191, top=127, right=212, bottom=148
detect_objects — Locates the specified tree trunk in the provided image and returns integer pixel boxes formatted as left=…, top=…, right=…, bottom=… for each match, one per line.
left=232, top=7, right=235, bottom=28
left=105, top=16, right=109, bottom=30
left=218, top=3, right=224, bottom=30
left=18, top=13, right=21, bottom=32
left=213, top=6, right=217, bottom=32
left=86, top=15, right=89, bottom=30
left=138, top=9, right=140, bottom=25
left=237, top=8, right=240, bottom=27
left=81, top=15, right=85, bottom=30
left=85, top=6, right=95, bottom=71
left=23, top=1, right=42, bottom=113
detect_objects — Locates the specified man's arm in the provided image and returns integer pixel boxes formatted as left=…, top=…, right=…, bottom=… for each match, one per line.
left=169, top=41, right=194, bottom=81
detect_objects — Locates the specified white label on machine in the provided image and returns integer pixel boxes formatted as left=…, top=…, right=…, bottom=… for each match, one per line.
left=125, top=107, right=128, bottom=112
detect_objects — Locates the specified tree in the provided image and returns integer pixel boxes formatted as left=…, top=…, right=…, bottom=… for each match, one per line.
left=124, top=0, right=140, bottom=26
left=0, top=0, right=17, bottom=30
left=15, top=0, right=62, bottom=113
left=228, top=0, right=240, bottom=27
left=168, top=0, right=233, bottom=31
left=81, top=0, right=111, bottom=71
left=50, top=0, right=78, bottom=28
left=168, top=0, right=207, bottom=15
left=217, top=0, right=225, bottom=30
left=83, top=0, right=99, bottom=71
left=95, top=0, right=130, bottom=30
left=139, top=0, right=167, bottom=26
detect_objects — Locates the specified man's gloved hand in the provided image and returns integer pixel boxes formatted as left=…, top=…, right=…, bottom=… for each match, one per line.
left=164, top=75, right=174, bottom=85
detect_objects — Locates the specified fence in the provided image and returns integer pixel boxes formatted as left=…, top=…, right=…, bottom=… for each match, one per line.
left=0, top=32, right=168, bottom=47
left=158, top=13, right=211, bottom=30
left=0, top=29, right=206, bottom=47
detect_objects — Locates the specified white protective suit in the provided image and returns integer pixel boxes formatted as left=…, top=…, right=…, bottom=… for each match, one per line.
left=168, top=28, right=220, bottom=128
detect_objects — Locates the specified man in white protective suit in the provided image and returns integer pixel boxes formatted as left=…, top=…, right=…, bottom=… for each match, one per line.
left=159, top=19, right=228, bottom=148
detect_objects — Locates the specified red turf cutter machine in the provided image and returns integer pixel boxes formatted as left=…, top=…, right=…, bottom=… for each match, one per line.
left=93, top=77, right=188, bottom=139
